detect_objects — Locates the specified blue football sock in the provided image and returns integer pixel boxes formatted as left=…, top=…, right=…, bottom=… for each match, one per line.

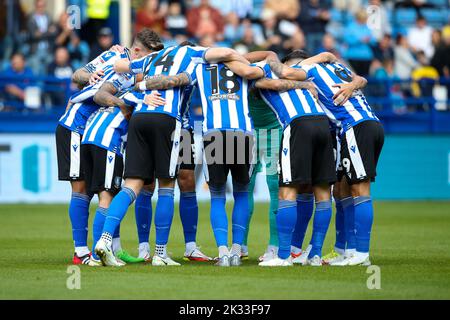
left=135, top=189, right=153, bottom=244
left=91, top=206, right=107, bottom=260
left=309, top=200, right=332, bottom=258
left=179, top=191, right=198, bottom=244
left=354, top=196, right=373, bottom=253
left=209, top=184, right=228, bottom=248
left=103, top=187, right=136, bottom=235
left=231, top=181, right=249, bottom=246
left=277, top=200, right=297, bottom=259
left=291, top=193, right=314, bottom=249
left=154, top=187, right=175, bottom=246
left=69, top=192, right=91, bottom=248
left=342, top=197, right=356, bottom=250
left=334, top=199, right=346, bottom=251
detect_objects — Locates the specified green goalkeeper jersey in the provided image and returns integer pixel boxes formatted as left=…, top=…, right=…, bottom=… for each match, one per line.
left=249, top=91, right=281, bottom=130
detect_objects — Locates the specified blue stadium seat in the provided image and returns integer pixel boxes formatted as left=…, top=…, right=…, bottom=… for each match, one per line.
left=395, top=8, right=417, bottom=26
left=428, top=0, right=448, bottom=6
left=421, top=8, right=449, bottom=26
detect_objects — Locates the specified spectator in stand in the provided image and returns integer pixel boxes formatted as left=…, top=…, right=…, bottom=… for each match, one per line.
left=394, top=34, right=418, bottom=80
left=297, top=0, right=330, bottom=54
left=411, top=50, right=439, bottom=110
left=224, top=12, right=242, bottom=44
left=166, top=1, right=188, bottom=40
left=407, top=16, right=434, bottom=59
left=209, top=0, right=253, bottom=19
left=135, top=0, right=168, bottom=36
left=264, top=0, right=299, bottom=20
left=198, top=34, right=216, bottom=48
left=67, top=33, right=90, bottom=71
left=317, top=33, right=341, bottom=58
left=89, top=28, right=114, bottom=61
left=233, top=25, right=263, bottom=54
left=48, top=47, right=73, bottom=107
left=282, top=27, right=307, bottom=57
left=0, top=53, right=33, bottom=110
left=26, top=0, right=56, bottom=75
left=431, top=26, right=450, bottom=78
left=260, top=9, right=284, bottom=53
left=187, top=0, right=224, bottom=41
left=81, top=0, right=112, bottom=46
left=54, top=12, right=72, bottom=48
left=373, top=34, right=394, bottom=63
left=343, top=9, right=376, bottom=76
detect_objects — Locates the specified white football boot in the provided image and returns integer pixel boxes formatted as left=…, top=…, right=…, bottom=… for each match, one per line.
left=259, top=257, right=293, bottom=267
left=259, top=246, right=278, bottom=262
left=95, top=237, right=123, bottom=267
left=305, top=255, right=323, bottom=266
left=292, top=245, right=312, bottom=265
left=152, top=255, right=181, bottom=266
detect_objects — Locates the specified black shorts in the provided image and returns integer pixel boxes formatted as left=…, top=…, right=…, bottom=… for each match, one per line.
left=280, top=116, right=336, bottom=186
left=340, top=120, right=384, bottom=185
left=179, top=128, right=195, bottom=171
left=331, top=128, right=345, bottom=182
left=81, top=144, right=123, bottom=195
left=203, top=130, right=255, bottom=187
left=124, top=113, right=181, bottom=184
left=55, top=124, right=85, bottom=181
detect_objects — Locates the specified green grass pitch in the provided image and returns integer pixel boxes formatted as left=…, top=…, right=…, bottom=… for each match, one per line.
left=1, top=201, right=450, bottom=299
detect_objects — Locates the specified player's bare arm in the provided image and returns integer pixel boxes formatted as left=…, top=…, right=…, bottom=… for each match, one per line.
left=93, top=82, right=133, bottom=120
left=134, top=73, right=191, bottom=91
left=299, top=52, right=338, bottom=66
left=224, top=60, right=265, bottom=80
left=114, top=58, right=132, bottom=73
left=266, top=59, right=307, bottom=81
left=332, top=75, right=368, bottom=105
left=71, top=68, right=92, bottom=89
left=243, top=51, right=279, bottom=63
left=255, top=78, right=318, bottom=98
left=204, top=47, right=248, bottom=64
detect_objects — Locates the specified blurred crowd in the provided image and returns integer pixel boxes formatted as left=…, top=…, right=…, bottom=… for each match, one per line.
left=0, top=0, right=449, bottom=111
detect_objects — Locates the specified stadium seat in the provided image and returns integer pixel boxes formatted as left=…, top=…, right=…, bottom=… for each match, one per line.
left=421, top=9, right=449, bottom=27
left=395, top=9, right=417, bottom=26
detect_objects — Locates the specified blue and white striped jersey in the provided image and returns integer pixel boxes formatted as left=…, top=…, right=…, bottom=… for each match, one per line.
left=59, top=49, right=133, bottom=134
left=187, top=62, right=253, bottom=133
left=255, top=62, right=325, bottom=128
left=82, top=106, right=128, bottom=157
left=122, top=45, right=207, bottom=119
left=299, top=62, right=379, bottom=131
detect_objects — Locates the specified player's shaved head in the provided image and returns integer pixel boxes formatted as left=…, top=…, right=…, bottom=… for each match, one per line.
left=133, top=28, right=164, bottom=53
left=281, top=50, right=310, bottom=65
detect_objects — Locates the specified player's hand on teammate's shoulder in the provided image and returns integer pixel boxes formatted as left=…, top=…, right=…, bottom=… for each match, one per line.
left=144, top=91, right=166, bottom=107
left=89, top=70, right=105, bottom=85
left=305, top=81, right=318, bottom=100
left=332, top=82, right=356, bottom=106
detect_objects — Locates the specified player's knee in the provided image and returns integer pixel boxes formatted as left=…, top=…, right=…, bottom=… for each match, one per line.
left=142, top=182, right=155, bottom=194
left=298, top=184, right=312, bottom=194
left=209, top=183, right=226, bottom=199
left=71, top=181, right=87, bottom=194
left=350, top=180, right=371, bottom=197
left=279, top=186, right=297, bottom=201
left=178, top=170, right=196, bottom=192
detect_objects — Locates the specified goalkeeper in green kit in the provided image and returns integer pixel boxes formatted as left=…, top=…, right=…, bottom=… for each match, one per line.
left=241, top=90, right=282, bottom=262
